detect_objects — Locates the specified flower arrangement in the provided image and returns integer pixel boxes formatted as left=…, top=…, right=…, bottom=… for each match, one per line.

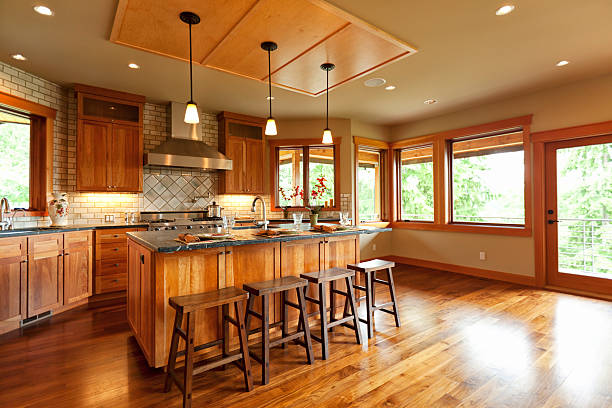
left=279, top=185, right=303, bottom=217
left=306, top=177, right=328, bottom=215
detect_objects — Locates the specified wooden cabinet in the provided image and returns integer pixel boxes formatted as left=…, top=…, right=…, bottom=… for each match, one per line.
left=0, top=237, right=27, bottom=333
left=27, top=234, right=63, bottom=317
left=75, top=84, right=144, bottom=193
left=63, top=231, right=93, bottom=305
left=218, top=111, right=266, bottom=194
left=95, top=228, right=145, bottom=294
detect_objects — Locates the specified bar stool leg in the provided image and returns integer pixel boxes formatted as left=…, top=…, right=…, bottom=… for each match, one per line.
left=365, top=272, right=374, bottom=339
left=183, top=312, right=196, bottom=408
left=387, top=267, right=401, bottom=327
left=261, top=294, right=270, bottom=385
left=164, top=309, right=183, bottom=392
left=345, top=276, right=363, bottom=345
left=318, top=281, right=330, bottom=360
left=244, top=294, right=255, bottom=337
left=222, top=303, right=230, bottom=366
left=234, top=300, right=253, bottom=391
left=281, top=290, right=288, bottom=349
left=329, top=280, right=336, bottom=332
left=371, top=270, right=376, bottom=309
left=296, top=286, right=315, bottom=364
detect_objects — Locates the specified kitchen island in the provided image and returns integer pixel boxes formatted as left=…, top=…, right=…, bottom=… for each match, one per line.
left=126, top=225, right=390, bottom=367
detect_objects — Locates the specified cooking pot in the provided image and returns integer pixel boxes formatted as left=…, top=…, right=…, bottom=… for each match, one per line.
left=207, top=201, right=223, bottom=218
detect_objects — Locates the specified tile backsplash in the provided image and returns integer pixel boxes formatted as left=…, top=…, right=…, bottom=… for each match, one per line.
left=142, top=167, right=217, bottom=211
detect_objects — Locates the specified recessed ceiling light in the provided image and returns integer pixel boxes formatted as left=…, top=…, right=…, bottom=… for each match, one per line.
left=33, top=5, right=54, bottom=16
left=556, top=60, right=569, bottom=67
left=266, top=96, right=275, bottom=101
left=424, top=99, right=438, bottom=105
left=11, top=54, right=27, bottom=61
left=364, top=78, right=386, bottom=88
left=128, top=63, right=140, bottom=69
left=385, top=85, right=396, bottom=91
left=495, top=5, right=515, bottom=16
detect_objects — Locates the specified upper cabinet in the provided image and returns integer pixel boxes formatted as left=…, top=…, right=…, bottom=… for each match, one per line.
left=217, top=112, right=265, bottom=194
left=75, top=84, right=144, bottom=192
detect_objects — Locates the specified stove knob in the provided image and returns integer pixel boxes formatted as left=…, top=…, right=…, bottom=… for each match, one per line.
left=154, top=227, right=160, bottom=231
left=200, top=225, right=206, bottom=229
left=170, top=226, right=177, bottom=230
left=186, top=225, right=193, bottom=229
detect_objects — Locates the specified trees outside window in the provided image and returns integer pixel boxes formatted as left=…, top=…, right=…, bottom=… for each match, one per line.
left=0, top=111, right=30, bottom=208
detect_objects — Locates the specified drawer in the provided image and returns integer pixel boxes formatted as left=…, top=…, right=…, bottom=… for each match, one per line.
left=96, top=273, right=127, bottom=293
left=96, top=229, right=134, bottom=244
left=98, top=259, right=127, bottom=276
left=64, top=231, right=91, bottom=249
left=99, top=243, right=128, bottom=259
left=0, top=236, right=26, bottom=259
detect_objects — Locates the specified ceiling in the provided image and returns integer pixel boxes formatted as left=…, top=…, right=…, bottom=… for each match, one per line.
left=1, top=0, right=611, bottom=126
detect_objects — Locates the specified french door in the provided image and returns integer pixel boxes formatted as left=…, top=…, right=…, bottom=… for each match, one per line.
left=544, top=134, right=612, bottom=294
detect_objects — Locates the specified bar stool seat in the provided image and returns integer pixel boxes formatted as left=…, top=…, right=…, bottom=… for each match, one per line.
left=347, top=259, right=401, bottom=339
left=164, top=287, right=253, bottom=408
left=243, top=276, right=314, bottom=385
left=300, top=267, right=362, bottom=360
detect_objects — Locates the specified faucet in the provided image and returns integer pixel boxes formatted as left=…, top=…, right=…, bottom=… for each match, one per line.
left=251, top=196, right=269, bottom=230
left=10, top=209, right=26, bottom=230
left=0, top=198, right=10, bottom=231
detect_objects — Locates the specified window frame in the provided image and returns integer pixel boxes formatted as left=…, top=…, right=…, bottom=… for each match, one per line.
left=353, top=137, right=390, bottom=225
left=269, top=138, right=341, bottom=212
left=390, top=115, right=533, bottom=236
left=0, top=92, right=56, bottom=216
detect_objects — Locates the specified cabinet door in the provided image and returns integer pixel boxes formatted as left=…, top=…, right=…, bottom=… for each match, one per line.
left=77, top=120, right=110, bottom=191
left=280, top=238, right=324, bottom=322
left=110, top=124, right=142, bottom=192
left=0, top=237, right=27, bottom=332
left=225, top=136, right=245, bottom=193
left=245, top=138, right=264, bottom=193
left=28, top=234, right=63, bottom=316
left=63, top=231, right=92, bottom=305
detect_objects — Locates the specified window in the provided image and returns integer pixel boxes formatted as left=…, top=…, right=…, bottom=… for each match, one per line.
left=390, top=115, right=532, bottom=235
left=354, top=137, right=389, bottom=223
left=450, top=131, right=525, bottom=225
left=271, top=138, right=340, bottom=210
left=0, top=109, right=30, bottom=208
left=398, top=145, right=434, bottom=222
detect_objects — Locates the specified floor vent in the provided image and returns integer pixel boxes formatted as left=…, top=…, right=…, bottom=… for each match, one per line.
left=20, top=311, right=53, bottom=327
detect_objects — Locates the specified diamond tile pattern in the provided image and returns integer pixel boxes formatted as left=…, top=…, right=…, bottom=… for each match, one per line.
left=142, top=167, right=217, bottom=211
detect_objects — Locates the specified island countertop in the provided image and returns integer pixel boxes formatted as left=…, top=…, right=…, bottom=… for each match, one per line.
left=127, top=224, right=390, bottom=253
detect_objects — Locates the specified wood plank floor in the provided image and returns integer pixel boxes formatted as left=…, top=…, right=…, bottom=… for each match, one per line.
left=1, top=265, right=611, bottom=407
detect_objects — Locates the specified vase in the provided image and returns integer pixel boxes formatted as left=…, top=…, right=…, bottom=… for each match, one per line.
left=48, top=192, right=69, bottom=226
left=282, top=208, right=289, bottom=219
left=309, top=213, right=319, bottom=226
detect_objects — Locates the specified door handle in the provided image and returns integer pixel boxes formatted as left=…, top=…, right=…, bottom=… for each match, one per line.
left=547, top=220, right=559, bottom=224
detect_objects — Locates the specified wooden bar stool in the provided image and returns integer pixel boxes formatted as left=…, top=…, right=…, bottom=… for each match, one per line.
left=347, top=259, right=401, bottom=339
left=164, top=287, right=253, bottom=408
left=243, top=276, right=314, bottom=385
left=300, top=267, right=362, bottom=360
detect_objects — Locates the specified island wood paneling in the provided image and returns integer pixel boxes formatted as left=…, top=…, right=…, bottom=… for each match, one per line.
left=110, top=0, right=417, bottom=96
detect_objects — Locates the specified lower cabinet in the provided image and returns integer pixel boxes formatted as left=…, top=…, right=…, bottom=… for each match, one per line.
left=0, top=237, right=27, bottom=333
left=95, top=227, right=145, bottom=294
left=0, top=231, right=93, bottom=335
left=27, top=234, right=64, bottom=317
left=127, top=239, right=154, bottom=362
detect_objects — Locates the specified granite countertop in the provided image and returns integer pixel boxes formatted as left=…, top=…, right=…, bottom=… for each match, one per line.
left=0, top=222, right=149, bottom=237
left=235, top=218, right=339, bottom=224
left=127, top=224, right=391, bottom=253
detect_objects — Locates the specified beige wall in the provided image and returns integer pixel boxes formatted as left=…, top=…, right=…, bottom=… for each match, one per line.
left=388, top=72, right=612, bottom=276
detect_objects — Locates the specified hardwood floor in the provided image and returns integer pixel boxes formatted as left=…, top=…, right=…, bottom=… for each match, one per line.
left=1, top=264, right=611, bottom=408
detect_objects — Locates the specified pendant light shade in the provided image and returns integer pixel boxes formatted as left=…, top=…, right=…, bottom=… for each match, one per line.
left=261, top=41, right=278, bottom=136
left=320, top=63, right=335, bottom=144
left=180, top=11, right=200, bottom=124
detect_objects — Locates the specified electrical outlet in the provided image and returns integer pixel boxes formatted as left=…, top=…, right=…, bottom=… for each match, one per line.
left=479, top=251, right=486, bottom=261
left=372, top=244, right=377, bottom=251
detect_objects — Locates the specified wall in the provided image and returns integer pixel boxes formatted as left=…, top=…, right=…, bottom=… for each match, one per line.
left=389, top=72, right=612, bottom=277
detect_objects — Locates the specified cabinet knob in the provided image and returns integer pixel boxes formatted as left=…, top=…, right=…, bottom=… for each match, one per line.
left=114, top=263, right=119, bottom=267
left=112, top=279, right=118, bottom=283
left=113, top=234, right=119, bottom=238
left=113, top=248, right=119, bottom=251
left=64, top=252, right=70, bottom=256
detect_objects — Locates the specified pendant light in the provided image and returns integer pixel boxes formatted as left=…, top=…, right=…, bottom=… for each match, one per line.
left=261, top=41, right=278, bottom=136
left=180, top=11, right=200, bottom=124
left=320, top=63, right=335, bottom=144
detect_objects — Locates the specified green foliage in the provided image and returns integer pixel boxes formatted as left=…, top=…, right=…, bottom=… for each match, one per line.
left=358, top=166, right=377, bottom=220
left=308, top=163, right=334, bottom=205
left=400, top=161, right=434, bottom=220
left=0, top=123, right=30, bottom=208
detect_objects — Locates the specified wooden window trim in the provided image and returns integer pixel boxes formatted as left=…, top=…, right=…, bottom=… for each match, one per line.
left=269, top=137, right=341, bottom=212
left=390, top=115, right=533, bottom=237
left=353, top=136, right=390, bottom=225
left=0, top=92, right=56, bottom=216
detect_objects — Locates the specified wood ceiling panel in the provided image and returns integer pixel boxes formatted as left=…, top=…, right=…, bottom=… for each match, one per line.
left=270, top=24, right=412, bottom=96
left=204, top=0, right=349, bottom=81
left=111, top=0, right=258, bottom=62
left=110, top=0, right=417, bottom=96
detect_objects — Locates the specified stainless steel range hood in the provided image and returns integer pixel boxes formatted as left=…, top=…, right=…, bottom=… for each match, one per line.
left=144, top=102, right=232, bottom=170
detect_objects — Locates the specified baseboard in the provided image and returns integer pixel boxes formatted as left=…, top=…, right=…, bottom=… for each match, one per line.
left=88, top=291, right=126, bottom=309
left=375, top=255, right=536, bottom=287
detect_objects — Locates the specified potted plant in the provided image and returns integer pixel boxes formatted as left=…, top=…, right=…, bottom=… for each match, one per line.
left=306, top=177, right=328, bottom=226
left=279, top=185, right=303, bottom=218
